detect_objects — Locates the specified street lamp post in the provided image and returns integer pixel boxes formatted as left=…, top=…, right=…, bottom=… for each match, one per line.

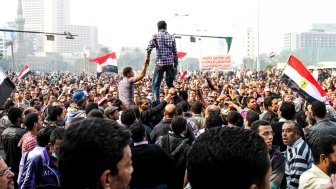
left=175, top=13, right=188, bottom=72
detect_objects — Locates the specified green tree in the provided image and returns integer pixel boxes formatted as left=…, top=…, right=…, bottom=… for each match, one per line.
left=242, top=57, right=254, bottom=69
left=98, top=46, right=111, bottom=56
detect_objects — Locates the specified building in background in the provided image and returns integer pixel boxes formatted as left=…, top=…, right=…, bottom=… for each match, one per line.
left=22, top=0, right=97, bottom=54
left=284, top=24, right=336, bottom=65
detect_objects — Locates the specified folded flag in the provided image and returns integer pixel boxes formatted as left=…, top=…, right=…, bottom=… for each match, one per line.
left=280, top=55, right=326, bottom=103
left=17, top=65, right=31, bottom=79
left=89, top=52, right=118, bottom=73
left=178, top=52, right=187, bottom=59
left=0, top=68, right=15, bottom=106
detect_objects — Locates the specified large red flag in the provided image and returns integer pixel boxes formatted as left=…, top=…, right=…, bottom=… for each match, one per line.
left=281, top=55, right=326, bottom=103
left=89, top=52, right=118, bottom=73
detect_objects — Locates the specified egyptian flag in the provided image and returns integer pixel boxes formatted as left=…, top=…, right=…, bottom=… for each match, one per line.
left=0, top=68, right=15, bottom=106
left=178, top=52, right=187, bottom=59
left=17, top=65, right=31, bottom=79
left=179, top=71, right=188, bottom=81
left=89, top=52, right=118, bottom=73
left=281, top=55, right=326, bottom=103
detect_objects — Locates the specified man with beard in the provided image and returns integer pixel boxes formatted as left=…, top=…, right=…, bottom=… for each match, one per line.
left=299, top=135, right=336, bottom=189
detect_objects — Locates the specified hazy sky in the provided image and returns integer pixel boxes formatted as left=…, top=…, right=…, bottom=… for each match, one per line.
left=1, top=0, right=336, bottom=59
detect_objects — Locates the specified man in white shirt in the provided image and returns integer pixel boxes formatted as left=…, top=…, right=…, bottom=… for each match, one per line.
left=299, top=135, right=336, bottom=189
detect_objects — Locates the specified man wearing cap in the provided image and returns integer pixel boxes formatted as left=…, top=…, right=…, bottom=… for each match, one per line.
left=64, top=89, right=88, bottom=127
left=104, top=106, right=120, bottom=121
left=147, top=20, right=178, bottom=103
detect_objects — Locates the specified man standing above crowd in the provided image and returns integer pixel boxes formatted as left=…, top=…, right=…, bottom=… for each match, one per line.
left=147, top=20, right=178, bottom=103
left=119, top=52, right=150, bottom=107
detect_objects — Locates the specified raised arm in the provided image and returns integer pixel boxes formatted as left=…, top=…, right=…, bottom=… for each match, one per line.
left=134, top=51, right=151, bottom=83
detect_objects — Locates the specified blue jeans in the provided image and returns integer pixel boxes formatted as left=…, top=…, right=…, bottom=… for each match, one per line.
left=152, top=65, right=174, bottom=102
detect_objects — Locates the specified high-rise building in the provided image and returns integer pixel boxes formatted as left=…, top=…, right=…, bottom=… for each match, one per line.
left=22, top=0, right=97, bottom=54
left=233, top=27, right=257, bottom=59
left=284, top=24, right=336, bottom=51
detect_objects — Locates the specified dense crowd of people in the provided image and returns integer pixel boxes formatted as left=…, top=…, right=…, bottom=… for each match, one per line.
left=0, top=20, right=336, bottom=189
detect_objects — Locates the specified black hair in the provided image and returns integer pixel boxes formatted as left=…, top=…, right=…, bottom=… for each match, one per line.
left=312, top=135, right=336, bottom=165
left=49, top=106, right=63, bottom=121
left=85, top=102, right=99, bottom=115
left=129, top=122, right=145, bottom=143
left=37, top=127, right=55, bottom=147
left=226, top=111, right=244, bottom=128
left=171, top=116, right=187, bottom=135
left=121, top=109, right=136, bottom=126
left=190, top=101, right=203, bottom=114
left=24, top=112, right=39, bottom=131
left=245, top=110, right=259, bottom=127
left=50, top=127, right=65, bottom=145
left=113, top=99, right=123, bottom=111
left=8, top=107, right=23, bottom=124
left=122, top=67, right=132, bottom=77
left=311, top=101, right=326, bottom=118
left=129, top=105, right=140, bottom=119
left=205, top=114, right=223, bottom=129
left=250, top=120, right=271, bottom=133
left=264, top=96, right=276, bottom=109
left=157, top=20, right=167, bottom=30
left=59, top=118, right=131, bottom=189
left=187, top=127, right=270, bottom=189
left=176, top=100, right=189, bottom=112
left=87, top=109, right=104, bottom=118
left=178, top=91, right=188, bottom=101
left=280, top=102, right=296, bottom=120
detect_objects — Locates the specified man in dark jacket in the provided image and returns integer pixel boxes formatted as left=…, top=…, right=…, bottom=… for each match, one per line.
left=306, top=101, right=336, bottom=146
left=251, top=120, right=285, bottom=189
left=137, top=88, right=176, bottom=128
left=150, top=104, right=176, bottom=143
left=129, top=123, right=174, bottom=189
left=157, top=116, right=190, bottom=189
left=1, top=107, right=26, bottom=188
left=261, top=96, right=279, bottom=123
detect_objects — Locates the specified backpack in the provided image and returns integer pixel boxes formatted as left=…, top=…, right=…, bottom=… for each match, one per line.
left=160, top=134, right=190, bottom=171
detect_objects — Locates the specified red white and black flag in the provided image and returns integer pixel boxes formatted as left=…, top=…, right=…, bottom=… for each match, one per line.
left=17, top=65, right=31, bottom=79
left=89, top=52, right=118, bottom=74
left=0, top=68, right=15, bottom=106
left=281, top=55, right=326, bottom=103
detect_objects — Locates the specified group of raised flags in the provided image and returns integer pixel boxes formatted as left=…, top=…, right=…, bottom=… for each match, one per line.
left=0, top=53, right=327, bottom=107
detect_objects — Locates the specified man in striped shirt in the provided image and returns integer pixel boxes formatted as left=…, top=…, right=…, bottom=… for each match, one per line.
left=18, top=112, right=42, bottom=154
left=282, top=121, right=313, bottom=189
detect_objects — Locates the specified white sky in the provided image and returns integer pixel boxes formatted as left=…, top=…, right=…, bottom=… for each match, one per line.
left=1, top=0, right=336, bottom=59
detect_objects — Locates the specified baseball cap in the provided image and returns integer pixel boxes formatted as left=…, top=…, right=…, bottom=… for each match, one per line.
left=104, top=106, right=119, bottom=116
left=72, top=89, right=88, bottom=103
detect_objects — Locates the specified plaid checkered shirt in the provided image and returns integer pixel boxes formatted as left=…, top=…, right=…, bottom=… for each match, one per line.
left=147, top=29, right=178, bottom=67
